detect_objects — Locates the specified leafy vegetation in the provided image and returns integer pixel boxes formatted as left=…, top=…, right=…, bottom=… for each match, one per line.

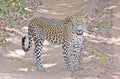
left=107, top=21, right=113, bottom=29
left=97, top=21, right=102, bottom=28
left=9, top=20, right=16, bottom=28
left=19, top=1, right=26, bottom=13
left=0, top=0, right=26, bottom=43
left=100, top=10, right=105, bottom=16
left=1, top=34, right=7, bottom=43
left=0, top=0, right=26, bottom=17
left=0, top=0, right=43, bottom=44
left=90, top=48, right=107, bottom=62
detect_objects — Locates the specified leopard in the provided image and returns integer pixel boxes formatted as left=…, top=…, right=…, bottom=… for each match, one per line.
left=22, top=14, right=87, bottom=72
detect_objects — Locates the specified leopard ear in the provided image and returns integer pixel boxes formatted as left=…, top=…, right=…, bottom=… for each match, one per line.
left=63, top=16, right=72, bottom=24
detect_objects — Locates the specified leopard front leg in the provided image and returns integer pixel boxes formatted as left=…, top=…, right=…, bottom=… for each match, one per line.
left=34, top=39, right=45, bottom=72
left=73, top=44, right=81, bottom=67
left=62, top=44, right=72, bottom=71
left=73, top=36, right=83, bottom=68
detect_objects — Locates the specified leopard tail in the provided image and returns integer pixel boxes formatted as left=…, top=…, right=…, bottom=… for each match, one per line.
left=22, top=35, right=33, bottom=52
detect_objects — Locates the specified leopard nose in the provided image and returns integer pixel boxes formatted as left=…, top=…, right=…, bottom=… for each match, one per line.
left=76, top=30, right=83, bottom=35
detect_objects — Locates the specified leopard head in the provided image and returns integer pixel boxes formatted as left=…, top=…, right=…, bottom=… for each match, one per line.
left=64, top=14, right=88, bottom=35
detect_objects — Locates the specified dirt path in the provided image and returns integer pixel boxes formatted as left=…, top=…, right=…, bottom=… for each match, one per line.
left=0, top=0, right=120, bottom=79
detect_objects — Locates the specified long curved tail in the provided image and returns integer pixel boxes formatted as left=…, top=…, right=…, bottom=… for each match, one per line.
left=22, top=35, right=33, bottom=52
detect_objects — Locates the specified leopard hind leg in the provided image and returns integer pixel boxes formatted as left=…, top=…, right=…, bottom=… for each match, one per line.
left=62, top=44, right=72, bottom=71
left=34, top=38, right=45, bottom=72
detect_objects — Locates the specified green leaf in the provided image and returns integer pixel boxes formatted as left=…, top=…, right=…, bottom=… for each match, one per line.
left=9, top=23, right=15, bottom=27
left=100, top=10, right=105, bottom=15
left=97, top=21, right=102, bottom=28
left=9, top=21, right=15, bottom=28
left=1, top=36, right=7, bottom=43
left=10, top=57, right=21, bottom=61
left=107, top=21, right=113, bottom=29
left=90, top=48, right=95, bottom=54
left=99, top=57, right=107, bottom=62
left=7, top=0, right=14, bottom=3
left=95, top=53, right=100, bottom=57
left=19, top=2, right=26, bottom=13
left=0, top=0, right=6, bottom=4
left=0, top=13, right=5, bottom=17
left=0, top=5, right=8, bottom=13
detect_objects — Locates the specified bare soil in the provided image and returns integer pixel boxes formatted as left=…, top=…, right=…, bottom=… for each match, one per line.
left=0, top=0, right=120, bottom=79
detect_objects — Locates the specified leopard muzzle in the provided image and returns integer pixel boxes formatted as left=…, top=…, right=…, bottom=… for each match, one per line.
left=76, top=30, right=83, bottom=35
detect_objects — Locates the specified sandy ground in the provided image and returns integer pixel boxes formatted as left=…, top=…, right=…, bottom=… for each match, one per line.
left=0, top=0, right=120, bottom=79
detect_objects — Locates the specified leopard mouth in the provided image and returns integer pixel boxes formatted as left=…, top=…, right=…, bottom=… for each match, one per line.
left=76, top=30, right=83, bottom=35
